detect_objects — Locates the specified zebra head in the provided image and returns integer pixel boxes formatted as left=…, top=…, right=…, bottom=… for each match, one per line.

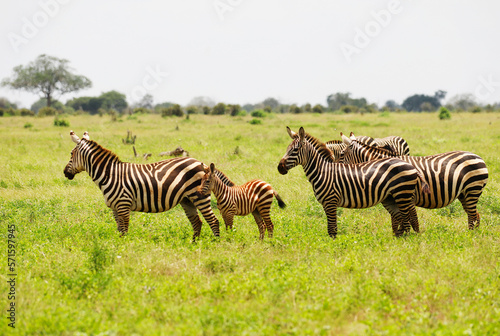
left=63, top=131, right=90, bottom=180
left=198, top=163, right=216, bottom=196
left=278, top=126, right=306, bottom=175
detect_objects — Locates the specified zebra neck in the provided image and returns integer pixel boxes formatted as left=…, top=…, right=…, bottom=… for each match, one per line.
left=83, top=147, right=121, bottom=186
left=302, top=149, right=333, bottom=179
left=212, top=176, right=230, bottom=199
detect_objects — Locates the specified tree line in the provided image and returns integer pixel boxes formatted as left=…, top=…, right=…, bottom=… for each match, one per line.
left=1, top=54, right=499, bottom=117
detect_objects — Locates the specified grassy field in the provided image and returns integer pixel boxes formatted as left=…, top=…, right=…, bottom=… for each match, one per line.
left=1, top=112, right=499, bottom=335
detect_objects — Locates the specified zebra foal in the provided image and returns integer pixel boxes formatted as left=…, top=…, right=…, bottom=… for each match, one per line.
left=63, top=131, right=220, bottom=241
left=198, top=163, right=286, bottom=240
left=278, top=127, right=429, bottom=238
left=339, top=133, right=488, bottom=230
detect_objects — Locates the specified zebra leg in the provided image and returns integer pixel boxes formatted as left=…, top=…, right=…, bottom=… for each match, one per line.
left=180, top=198, right=213, bottom=242
left=252, top=210, right=266, bottom=240
left=222, top=211, right=235, bottom=232
left=322, top=203, right=338, bottom=238
left=113, top=208, right=131, bottom=236
left=408, top=205, right=420, bottom=233
left=381, top=200, right=407, bottom=236
left=257, top=205, right=274, bottom=238
left=458, top=191, right=483, bottom=229
left=187, top=196, right=221, bottom=239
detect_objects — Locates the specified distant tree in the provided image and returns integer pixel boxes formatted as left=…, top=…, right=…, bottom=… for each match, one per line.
left=303, top=103, right=311, bottom=113
left=137, top=94, right=153, bottom=109
left=312, top=104, right=324, bottom=113
left=1, top=54, right=91, bottom=108
left=327, top=92, right=368, bottom=111
left=155, top=101, right=175, bottom=113
left=211, top=102, right=226, bottom=115
left=262, top=97, right=279, bottom=110
left=447, top=94, right=476, bottom=111
left=0, top=97, right=17, bottom=109
left=227, top=104, right=241, bottom=116
left=202, top=106, right=210, bottom=115
left=242, top=103, right=256, bottom=112
left=384, top=100, right=399, bottom=111
left=434, top=90, right=447, bottom=102
left=32, top=98, right=64, bottom=113
left=189, top=96, right=215, bottom=108
left=161, top=104, right=183, bottom=117
left=420, top=102, right=435, bottom=112
left=100, top=91, right=128, bottom=111
left=340, top=105, right=359, bottom=113
left=185, top=105, right=198, bottom=114
left=402, top=94, right=440, bottom=112
left=290, top=105, right=302, bottom=114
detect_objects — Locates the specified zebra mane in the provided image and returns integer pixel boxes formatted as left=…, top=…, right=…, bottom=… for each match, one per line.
left=301, top=133, right=336, bottom=162
left=85, top=140, right=122, bottom=162
left=352, top=139, right=398, bottom=156
left=214, top=169, right=235, bottom=187
left=325, top=140, right=343, bottom=145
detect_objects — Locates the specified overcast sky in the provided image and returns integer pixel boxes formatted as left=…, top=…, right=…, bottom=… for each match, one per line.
left=1, top=0, right=499, bottom=109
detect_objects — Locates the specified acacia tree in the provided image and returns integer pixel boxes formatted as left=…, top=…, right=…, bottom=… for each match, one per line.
left=1, top=54, right=92, bottom=108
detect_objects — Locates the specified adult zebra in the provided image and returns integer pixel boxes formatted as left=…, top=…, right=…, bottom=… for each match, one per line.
left=277, top=127, right=429, bottom=238
left=63, top=131, right=220, bottom=241
left=339, top=133, right=489, bottom=230
left=326, top=134, right=410, bottom=161
left=198, top=163, right=286, bottom=239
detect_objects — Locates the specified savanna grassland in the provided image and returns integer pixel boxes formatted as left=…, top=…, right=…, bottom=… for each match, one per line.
left=0, top=112, right=499, bottom=335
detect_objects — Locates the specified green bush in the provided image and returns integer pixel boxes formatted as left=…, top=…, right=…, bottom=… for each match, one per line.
left=471, top=106, right=482, bottom=113
left=312, top=104, right=324, bottom=113
left=249, top=118, right=262, bottom=125
left=250, top=109, right=266, bottom=118
left=24, top=122, right=33, bottom=128
left=54, top=116, right=70, bottom=127
left=161, top=104, right=183, bottom=117
left=19, top=108, right=35, bottom=116
left=38, top=106, right=58, bottom=117
left=438, top=106, right=451, bottom=120
left=340, top=105, right=359, bottom=113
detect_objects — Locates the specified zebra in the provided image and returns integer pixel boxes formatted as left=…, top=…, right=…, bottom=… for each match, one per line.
left=63, top=131, right=220, bottom=241
left=277, top=127, right=430, bottom=238
left=326, top=134, right=410, bottom=161
left=339, top=133, right=489, bottom=230
left=198, top=163, right=286, bottom=240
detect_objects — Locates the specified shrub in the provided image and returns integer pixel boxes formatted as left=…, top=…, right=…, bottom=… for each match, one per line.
left=186, top=106, right=198, bottom=114
left=340, top=105, right=359, bottom=113
left=290, top=105, right=302, bottom=114
left=161, top=104, right=183, bottom=117
left=38, top=106, right=57, bottom=117
left=471, top=106, right=482, bottom=113
left=54, top=116, right=70, bottom=127
left=24, top=122, right=33, bottom=128
left=438, top=107, right=451, bottom=120
left=19, top=108, right=35, bottom=116
left=0, top=108, right=4, bottom=117
left=211, top=103, right=226, bottom=115
left=312, top=104, right=324, bottom=113
left=249, top=119, right=262, bottom=125
left=133, top=107, right=152, bottom=114
left=250, top=109, right=266, bottom=118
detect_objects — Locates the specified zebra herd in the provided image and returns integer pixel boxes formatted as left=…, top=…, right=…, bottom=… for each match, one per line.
left=63, top=128, right=488, bottom=241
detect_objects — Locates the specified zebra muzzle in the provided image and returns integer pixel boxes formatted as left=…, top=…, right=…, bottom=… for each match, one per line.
left=277, top=159, right=288, bottom=175
left=63, top=167, right=75, bottom=180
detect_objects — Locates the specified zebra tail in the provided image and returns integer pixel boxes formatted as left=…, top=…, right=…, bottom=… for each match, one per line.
left=274, top=191, right=286, bottom=209
left=416, top=171, right=431, bottom=194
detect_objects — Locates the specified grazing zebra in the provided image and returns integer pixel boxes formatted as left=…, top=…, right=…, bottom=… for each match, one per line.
left=277, top=127, right=429, bottom=238
left=63, top=131, right=220, bottom=241
left=198, top=163, right=286, bottom=240
left=339, top=133, right=489, bottom=230
left=326, top=134, right=410, bottom=160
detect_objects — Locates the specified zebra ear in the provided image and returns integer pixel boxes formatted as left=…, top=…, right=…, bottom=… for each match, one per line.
left=201, top=163, right=208, bottom=173
left=286, top=126, right=296, bottom=139
left=341, top=133, right=351, bottom=145
left=70, top=130, right=80, bottom=144
left=82, top=131, right=90, bottom=141
left=349, top=132, right=356, bottom=140
left=210, top=163, right=216, bottom=173
left=298, top=127, right=305, bottom=143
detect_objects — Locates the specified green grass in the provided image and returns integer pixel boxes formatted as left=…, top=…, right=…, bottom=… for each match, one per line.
left=0, top=112, right=499, bottom=335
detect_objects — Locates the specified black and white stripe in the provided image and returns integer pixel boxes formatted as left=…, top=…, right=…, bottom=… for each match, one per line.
left=63, top=131, right=220, bottom=241
left=198, top=163, right=286, bottom=239
left=278, top=127, right=429, bottom=237
left=326, top=134, right=410, bottom=160
left=339, top=134, right=488, bottom=229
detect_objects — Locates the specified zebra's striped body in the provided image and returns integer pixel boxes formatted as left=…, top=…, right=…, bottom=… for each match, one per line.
left=198, top=163, right=286, bottom=239
left=278, top=127, right=428, bottom=237
left=339, top=134, right=488, bottom=229
left=63, top=131, right=220, bottom=241
left=326, top=134, right=410, bottom=160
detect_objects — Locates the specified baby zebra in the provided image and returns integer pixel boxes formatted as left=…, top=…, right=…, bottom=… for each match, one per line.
left=198, top=163, right=286, bottom=239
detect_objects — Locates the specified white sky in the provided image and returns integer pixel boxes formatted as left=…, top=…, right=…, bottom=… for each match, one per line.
left=1, top=0, right=499, bottom=108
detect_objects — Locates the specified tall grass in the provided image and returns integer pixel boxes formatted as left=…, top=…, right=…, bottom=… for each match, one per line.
left=0, top=112, right=499, bottom=335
